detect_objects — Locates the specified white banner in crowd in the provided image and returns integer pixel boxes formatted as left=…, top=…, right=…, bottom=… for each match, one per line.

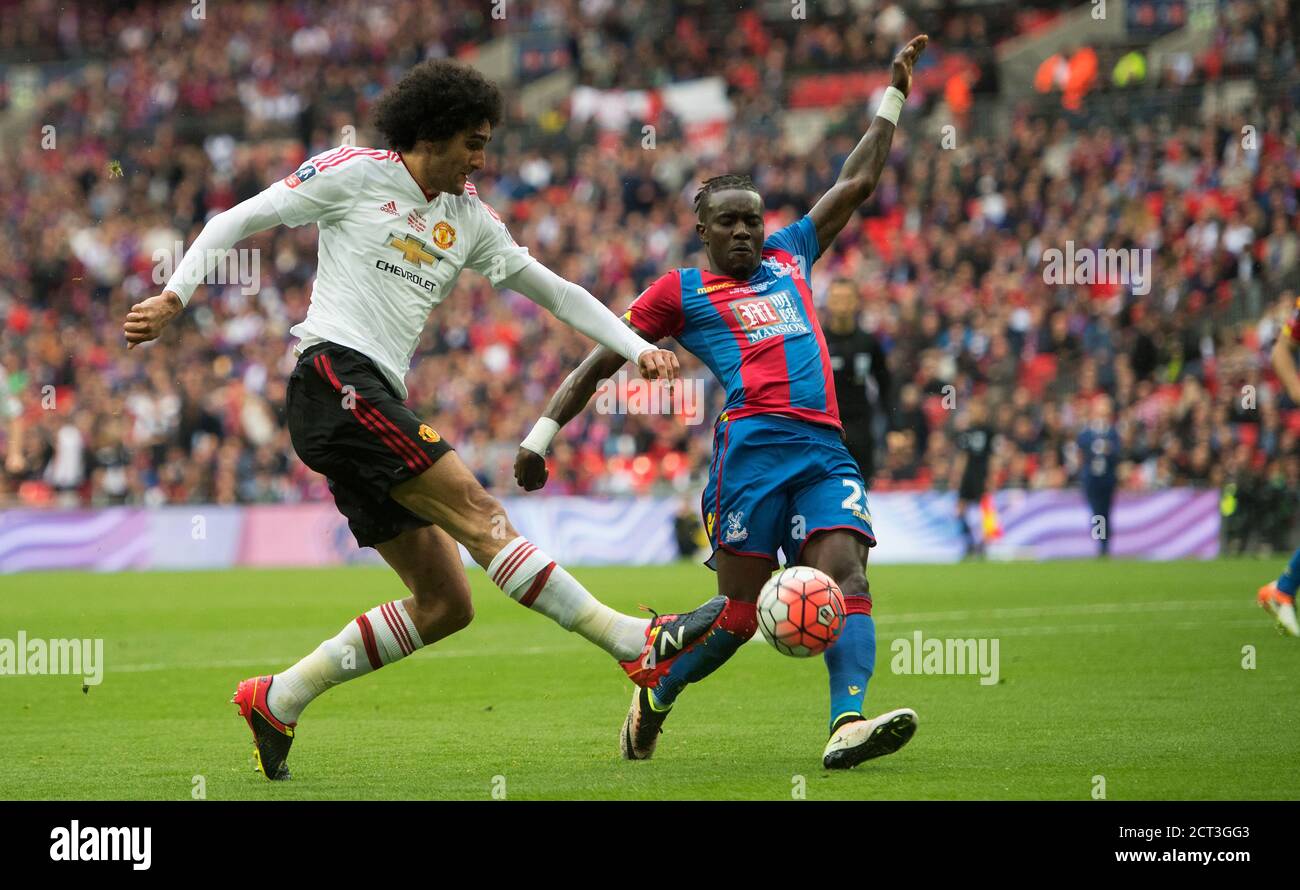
left=570, top=76, right=733, bottom=156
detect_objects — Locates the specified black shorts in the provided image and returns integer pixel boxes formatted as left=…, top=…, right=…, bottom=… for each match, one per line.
left=840, top=417, right=875, bottom=485
left=286, top=342, right=453, bottom=548
left=958, top=471, right=987, bottom=503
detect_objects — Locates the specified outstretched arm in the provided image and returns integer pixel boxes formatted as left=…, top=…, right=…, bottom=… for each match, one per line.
left=514, top=319, right=658, bottom=491
left=809, top=34, right=928, bottom=254
left=123, top=190, right=284, bottom=349
left=126, top=150, right=368, bottom=350
left=502, top=262, right=678, bottom=383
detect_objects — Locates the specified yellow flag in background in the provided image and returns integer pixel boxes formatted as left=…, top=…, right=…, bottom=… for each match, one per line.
left=980, top=493, right=1003, bottom=542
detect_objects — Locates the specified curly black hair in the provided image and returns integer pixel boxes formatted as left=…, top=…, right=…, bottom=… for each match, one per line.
left=693, top=173, right=760, bottom=219
left=372, top=59, right=504, bottom=151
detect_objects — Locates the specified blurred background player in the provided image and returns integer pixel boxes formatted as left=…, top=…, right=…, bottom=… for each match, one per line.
left=516, top=35, right=931, bottom=770
left=1257, top=300, right=1300, bottom=636
left=951, top=398, right=996, bottom=558
left=824, top=279, right=892, bottom=487
left=1077, top=395, right=1120, bottom=557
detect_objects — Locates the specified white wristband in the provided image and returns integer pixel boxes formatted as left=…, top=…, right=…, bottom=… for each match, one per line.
left=520, top=417, right=560, bottom=457
left=876, top=86, right=905, bottom=126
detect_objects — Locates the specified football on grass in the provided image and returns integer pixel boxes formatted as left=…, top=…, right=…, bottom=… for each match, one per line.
left=757, top=566, right=847, bottom=657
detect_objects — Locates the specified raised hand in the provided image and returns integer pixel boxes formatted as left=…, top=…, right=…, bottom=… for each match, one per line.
left=891, top=34, right=929, bottom=98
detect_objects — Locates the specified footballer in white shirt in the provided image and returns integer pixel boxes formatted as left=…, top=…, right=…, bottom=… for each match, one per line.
left=122, top=60, right=726, bottom=780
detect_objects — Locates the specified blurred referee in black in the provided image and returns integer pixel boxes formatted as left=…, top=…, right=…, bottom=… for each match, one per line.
left=824, top=279, right=892, bottom=486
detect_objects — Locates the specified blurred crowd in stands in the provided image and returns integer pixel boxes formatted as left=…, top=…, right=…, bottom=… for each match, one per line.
left=1033, top=0, right=1295, bottom=109
left=0, top=0, right=1297, bottom=553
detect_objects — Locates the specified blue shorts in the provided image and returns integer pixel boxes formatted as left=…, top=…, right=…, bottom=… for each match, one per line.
left=701, top=414, right=877, bottom=569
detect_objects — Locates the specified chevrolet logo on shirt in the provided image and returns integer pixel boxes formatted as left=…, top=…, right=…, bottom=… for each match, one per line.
left=386, top=232, right=437, bottom=268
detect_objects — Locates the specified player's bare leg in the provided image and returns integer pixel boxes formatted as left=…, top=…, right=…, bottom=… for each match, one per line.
left=803, top=530, right=916, bottom=769
left=232, top=524, right=470, bottom=780
left=621, top=549, right=766, bottom=760
left=713, top=549, right=776, bottom=603
left=376, top=524, right=475, bottom=645
left=390, top=451, right=651, bottom=660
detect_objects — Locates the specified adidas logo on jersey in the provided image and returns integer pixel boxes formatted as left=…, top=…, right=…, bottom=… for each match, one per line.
left=379, top=200, right=398, bottom=215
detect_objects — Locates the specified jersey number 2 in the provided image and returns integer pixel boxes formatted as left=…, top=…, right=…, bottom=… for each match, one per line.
left=840, top=479, right=865, bottom=513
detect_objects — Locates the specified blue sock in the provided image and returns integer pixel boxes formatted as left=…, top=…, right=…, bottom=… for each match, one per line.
left=1277, top=548, right=1300, bottom=599
left=824, top=612, right=875, bottom=733
left=650, top=599, right=757, bottom=709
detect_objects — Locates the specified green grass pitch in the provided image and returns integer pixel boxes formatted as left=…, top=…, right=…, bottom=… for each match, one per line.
left=2, top=558, right=1297, bottom=800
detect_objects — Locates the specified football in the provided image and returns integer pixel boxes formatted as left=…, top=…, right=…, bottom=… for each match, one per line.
left=756, top=566, right=847, bottom=657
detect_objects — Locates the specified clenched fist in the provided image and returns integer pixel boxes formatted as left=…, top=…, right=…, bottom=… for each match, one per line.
left=514, top=447, right=548, bottom=491
left=123, top=291, right=183, bottom=349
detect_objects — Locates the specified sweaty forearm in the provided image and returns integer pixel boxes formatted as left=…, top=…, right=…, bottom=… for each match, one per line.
left=519, top=345, right=626, bottom=458
left=838, top=114, right=896, bottom=199
left=810, top=85, right=906, bottom=249
left=545, top=346, right=628, bottom=427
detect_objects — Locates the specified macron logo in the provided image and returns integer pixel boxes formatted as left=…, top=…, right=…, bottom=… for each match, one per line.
left=50, top=821, right=151, bottom=871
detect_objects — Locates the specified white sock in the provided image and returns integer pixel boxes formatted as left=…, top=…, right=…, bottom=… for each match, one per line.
left=486, top=536, right=648, bottom=660
left=267, top=600, right=423, bottom=724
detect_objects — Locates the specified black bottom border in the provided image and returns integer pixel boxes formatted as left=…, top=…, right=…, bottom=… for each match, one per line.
left=3, top=800, right=1292, bottom=875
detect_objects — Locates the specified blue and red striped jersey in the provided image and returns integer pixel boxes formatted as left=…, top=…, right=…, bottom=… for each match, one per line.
left=627, top=215, right=840, bottom=429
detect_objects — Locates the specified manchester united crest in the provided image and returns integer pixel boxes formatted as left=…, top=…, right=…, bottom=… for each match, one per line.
left=432, top=221, right=455, bottom=250
left=418, top=424, right=441, bottom=443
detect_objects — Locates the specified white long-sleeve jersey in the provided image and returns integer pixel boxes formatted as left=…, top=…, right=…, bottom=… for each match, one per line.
left=164, top=145, right=654, bottom=398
